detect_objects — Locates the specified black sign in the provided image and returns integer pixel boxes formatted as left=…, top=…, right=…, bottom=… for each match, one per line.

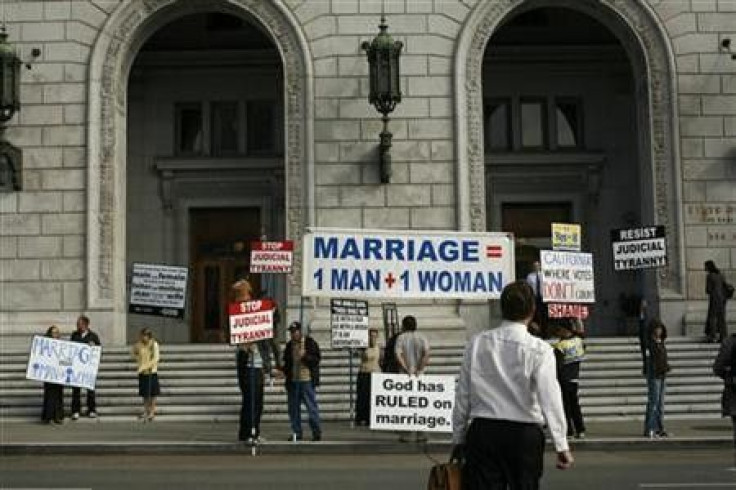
left=610, top=226, right=667, bottom=271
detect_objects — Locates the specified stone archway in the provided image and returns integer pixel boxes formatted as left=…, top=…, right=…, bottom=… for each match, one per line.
left=455, top=0, right=684, bottom=298
left=86, top=0, right=313, bottom=332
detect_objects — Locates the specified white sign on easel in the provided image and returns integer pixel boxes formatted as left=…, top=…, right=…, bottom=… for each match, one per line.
left=370, top=373, right=455, bottom=433
left=330, top=298, right=369, bottom=349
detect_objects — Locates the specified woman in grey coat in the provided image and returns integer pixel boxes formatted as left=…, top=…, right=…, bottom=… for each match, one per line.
left=713, top=334, right=736, bottom=453
left=705, top=260, right=727, bottom=343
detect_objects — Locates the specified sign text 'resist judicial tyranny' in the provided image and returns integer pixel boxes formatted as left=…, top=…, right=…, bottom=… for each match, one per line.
left=302, top=229, right=515, bottom=300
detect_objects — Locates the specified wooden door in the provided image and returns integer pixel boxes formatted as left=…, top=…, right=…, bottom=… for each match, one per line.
left=190, top=208, right=261, bottom=343
left=501, top=202, right=572, bottom=280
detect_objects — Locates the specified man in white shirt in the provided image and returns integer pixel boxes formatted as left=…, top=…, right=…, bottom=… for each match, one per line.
left=394, top=315, right=430, bottom=442
left=452, top=280, right=573, bottom=489
left=526, top=260, right=547, bottom=335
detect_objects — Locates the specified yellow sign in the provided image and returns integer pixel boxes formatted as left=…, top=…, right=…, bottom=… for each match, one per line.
left=551, top=223, right=581, bottom=251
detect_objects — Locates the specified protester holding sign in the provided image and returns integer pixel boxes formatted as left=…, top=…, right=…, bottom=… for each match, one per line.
left=452, top=281, right=572, bottom=489
left=131, top=328, right=160, bottom=422
left=40, top=325, right=64, bottom=424
left=550, top=318, right=587, bottom=439
left=236, top=340, right=280, bottom=443
left=70, top=315, right=101, bottom=420
left=283, top=322, right=322, bottom=442
left=705, top=260, right=729, bottom=344
left=356, top=328, right=382, bottom=426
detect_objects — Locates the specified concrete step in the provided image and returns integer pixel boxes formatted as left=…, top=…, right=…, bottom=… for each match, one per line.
left=1, top=337, right=727, bottom=423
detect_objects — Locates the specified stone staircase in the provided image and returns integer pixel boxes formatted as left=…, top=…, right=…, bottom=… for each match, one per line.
left=0, top=337, right=724, bottom=423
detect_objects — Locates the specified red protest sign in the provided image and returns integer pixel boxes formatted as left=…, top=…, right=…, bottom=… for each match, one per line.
left=547, top=303, right=589, bottom=320
left=228, top=299, right=275, bottom=344
left=250, top=241, right=294, bottom=273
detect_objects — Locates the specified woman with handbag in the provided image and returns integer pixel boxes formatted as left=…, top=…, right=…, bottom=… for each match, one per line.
left=132, top=328, right=161, bottom=421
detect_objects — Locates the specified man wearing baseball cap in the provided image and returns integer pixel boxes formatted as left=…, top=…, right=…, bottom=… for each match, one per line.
left=282, top=321, right=322, bottom=441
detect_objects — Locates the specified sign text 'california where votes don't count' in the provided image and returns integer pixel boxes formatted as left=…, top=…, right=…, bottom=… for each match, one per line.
left=302, top=229, right=515, bottom=300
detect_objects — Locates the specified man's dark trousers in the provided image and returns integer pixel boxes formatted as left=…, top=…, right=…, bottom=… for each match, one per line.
left=462, top=418, right=544, bottom=490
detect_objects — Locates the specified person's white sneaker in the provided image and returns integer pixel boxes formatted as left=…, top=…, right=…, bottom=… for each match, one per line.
left=71, top=413, right=80, bottom=420
left=88, top=411, right=98, bottom=418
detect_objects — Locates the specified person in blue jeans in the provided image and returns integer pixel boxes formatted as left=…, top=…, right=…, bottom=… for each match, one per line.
left=644, top=319, right=671, bottom=438
left=282, top=321, right=322, bottom=441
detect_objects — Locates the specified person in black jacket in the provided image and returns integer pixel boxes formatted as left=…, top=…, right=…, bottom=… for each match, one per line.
left=41, top=325, right=64, bottom=424
left=713, top=334, right=736, bottom=454
left=705, top=260, right=728, bottom=343
left=70, top=315, right=101, bottom=419
left=236, top=340, right=280, bottom=443
left=282, top=321, right=322, bottom=441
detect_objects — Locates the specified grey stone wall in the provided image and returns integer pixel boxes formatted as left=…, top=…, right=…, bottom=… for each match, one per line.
left=0, top=1, right=115, bottom=345
left=1, top=0, right=735, bottom=344
left=292, top=0, right=466, bottom=230
left=644, top=1, right=736, bottom=330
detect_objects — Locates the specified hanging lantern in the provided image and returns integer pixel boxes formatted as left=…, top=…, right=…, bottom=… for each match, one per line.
left=0, top=29, right=20, bottom=123
left=362, top=16, right=403, bottom=184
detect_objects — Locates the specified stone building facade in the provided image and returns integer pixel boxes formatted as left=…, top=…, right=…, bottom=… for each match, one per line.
left=0, top=0, right=734, bottom=347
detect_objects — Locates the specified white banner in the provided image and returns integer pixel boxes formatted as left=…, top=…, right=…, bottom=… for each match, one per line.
left=228, top=299, right=275, bottom=345
left=330, top=299, right=369, bottom=349
left=302, top=229, right=515, bottom=300
left=540, top=250, right=595, bottom=304
left=26, top=336, right=102, bottom=390
left=370, top=373, right=455, bottom=433
left=129, top=263, right=188, bottom=318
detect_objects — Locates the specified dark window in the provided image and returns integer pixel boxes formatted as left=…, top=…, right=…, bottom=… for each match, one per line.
left=555, top=98, right=583, bottom=148
left=246, top=100, right=276, bottom=154
left=485, top=99, right=511, bottom=152
left=175, top=103, right=203, bottom=155
left=211, top=101, right=239, bottom=156
left=520, top=98, right=547, bottom=149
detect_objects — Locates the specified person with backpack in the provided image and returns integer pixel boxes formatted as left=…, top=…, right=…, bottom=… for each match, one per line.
left=713, top=333, right=736, bottom=455
left=705, top=260, right=730, bottom=343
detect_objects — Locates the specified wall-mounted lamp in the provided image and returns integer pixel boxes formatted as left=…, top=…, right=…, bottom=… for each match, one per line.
left=720, top=38, right=736, bottom=60
left=361, top=16, right=403, bottom=184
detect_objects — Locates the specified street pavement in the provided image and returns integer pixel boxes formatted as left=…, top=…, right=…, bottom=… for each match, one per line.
left=1, top=417, right=733, bottom=455
left=1, top=449, right=735, bottom=490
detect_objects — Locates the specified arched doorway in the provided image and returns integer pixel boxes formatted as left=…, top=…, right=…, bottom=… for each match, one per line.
left=86, top=1, right=312, bottom=345
left=126, top=12, right=285, bottom=343
left=456, top=0, right=684, bottom=336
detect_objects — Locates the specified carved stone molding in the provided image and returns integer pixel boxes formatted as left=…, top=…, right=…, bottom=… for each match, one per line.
left=457, top=0, right=683, bottom=294
left=88, top=0, right=310, bottom=309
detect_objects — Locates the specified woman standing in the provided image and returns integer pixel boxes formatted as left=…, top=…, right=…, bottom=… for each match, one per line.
left=41, top=325, right=64, bottom=424
left=705, top=260, right=728, bottom=343
left=644, top=319, right=671, bottom=438
left=355, top=328, right=381, bottom=426
left=131, top=328, right=160, bottom=421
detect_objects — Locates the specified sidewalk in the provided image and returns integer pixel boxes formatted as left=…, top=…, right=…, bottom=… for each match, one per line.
left=1, top=418, right=733, bottom=455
